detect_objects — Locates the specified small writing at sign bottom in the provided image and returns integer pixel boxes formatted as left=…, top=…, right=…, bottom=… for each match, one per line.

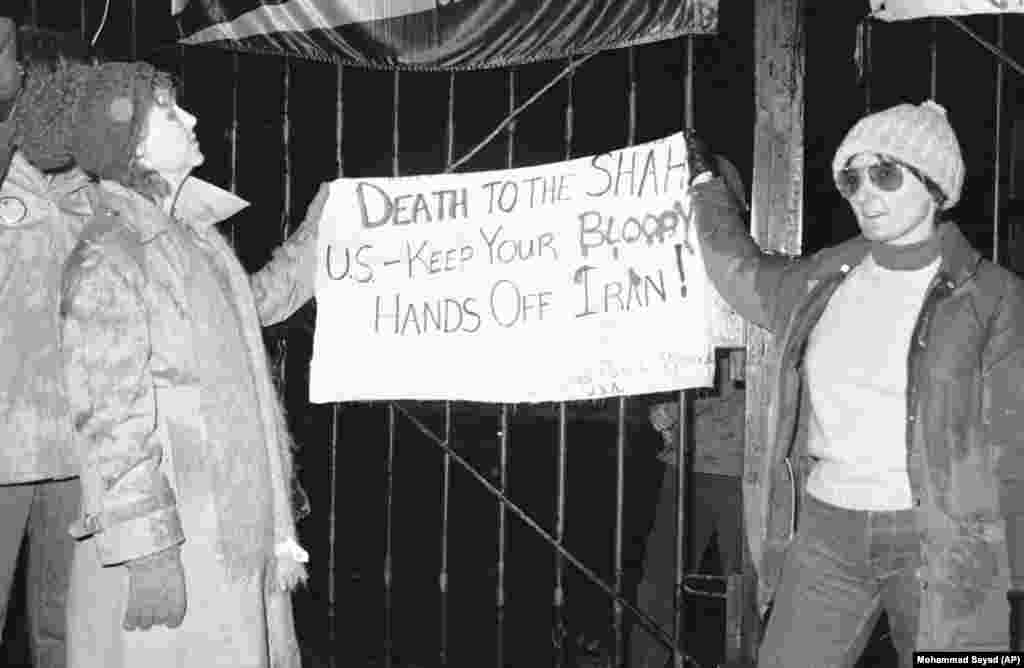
left=914, top=653, right=1024, bottom=665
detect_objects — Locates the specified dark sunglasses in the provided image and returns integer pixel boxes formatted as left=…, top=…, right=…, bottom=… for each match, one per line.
left=835, top=159, right=912, bottom=199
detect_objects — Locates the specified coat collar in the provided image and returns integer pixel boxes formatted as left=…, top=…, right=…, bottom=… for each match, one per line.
left=97, top=177, right=250, bottom=243
left=6, top=151, right=91, bottom=201
left=808, top=221, right=983, bottom=287
left=0, top=153, right=93, bottom=228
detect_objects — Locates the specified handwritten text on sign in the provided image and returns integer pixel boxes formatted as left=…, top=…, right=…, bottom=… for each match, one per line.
left=309, top=132, right=714, bottom=403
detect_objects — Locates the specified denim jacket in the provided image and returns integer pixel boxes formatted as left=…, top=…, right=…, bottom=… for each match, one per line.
left=693, top=177, right=1024, bottom=649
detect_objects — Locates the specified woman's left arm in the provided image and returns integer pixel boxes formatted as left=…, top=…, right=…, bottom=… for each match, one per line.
left=250, top=184, right=330, bottom=326
left=983, top=278, right=1024, bottom=593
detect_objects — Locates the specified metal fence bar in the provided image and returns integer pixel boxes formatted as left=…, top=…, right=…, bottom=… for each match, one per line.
left=612, top=396, right=627, bottom=667
left=994, top=15, right=1005, bottom=266
left=129, top=0, right=137, bottom=59
left=384, top=403, right=396, bottom=668
left=553, top=402, right=569, bottom=667
left=384, top=70, right=402, bottom=668
left=438, top=72, right=457, bottom=668
left=229, top=53, right=240, bottom=192
left=445, top=71, right=457, bottom=169
left=281, top=58, right=292, bottom=244
left=392, top=70, right=401, bottom=177
left=626, top=47, right=638, bottom=145
left=684, top=36, right=694, bottom=130
left=272, top=59, right=292, bottom=387
left=224, top=53, right=240, bottom=246
left=497, top=404, right=510, bottom=668
left=327, top=61, right=344, bottom=668
left=608, top=45, right=639, bottom=668
left=930, top=19, right=939, bottom=99
left=495, top=68, right=517, bottom=668
left=551, top=58, right=574, bottom=668
left=336, top=64, right=345, bottom=177
left=563, top=57, right=575, bottom=162
left=439, top=402, right=452, bottom=666
left=327, top=402, right=340, bottom=668
left=673, top=392, right=688, bottom=668
left=675, top=35, right=697, bottom=668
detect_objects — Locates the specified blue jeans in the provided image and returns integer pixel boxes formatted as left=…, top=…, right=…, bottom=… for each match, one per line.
left=0, top=478, right=81, bottom=668
left=758, top=492, right=920, bottom=668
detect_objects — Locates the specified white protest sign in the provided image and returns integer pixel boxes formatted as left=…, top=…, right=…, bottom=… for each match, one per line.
left=309, top=131, right=715, bottom=403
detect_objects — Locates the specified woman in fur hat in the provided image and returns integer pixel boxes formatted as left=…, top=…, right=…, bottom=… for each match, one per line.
left=686, top=101, right=1024, bottom=666
left=54, top=60, right=321, bottom=668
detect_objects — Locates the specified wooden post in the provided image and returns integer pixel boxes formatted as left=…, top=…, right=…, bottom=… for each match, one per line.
left=740, top=0, right=805, bottom=663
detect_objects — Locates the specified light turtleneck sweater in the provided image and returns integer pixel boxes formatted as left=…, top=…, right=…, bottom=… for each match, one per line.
left=804, top=235, right=941, bottom=511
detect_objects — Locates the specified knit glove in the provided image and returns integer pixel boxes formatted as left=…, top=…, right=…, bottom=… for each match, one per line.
left=683, top=129, right=717, bottom=184
left=123, top=545, right=187, bottom=631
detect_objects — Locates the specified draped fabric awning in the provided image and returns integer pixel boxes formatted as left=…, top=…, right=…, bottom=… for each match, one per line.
left=871, top=0, right=1024, bottom=21
left=172, top=0, right=718, bottom=70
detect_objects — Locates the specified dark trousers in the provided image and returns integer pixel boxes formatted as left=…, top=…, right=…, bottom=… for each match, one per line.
left=0, top=478, right=81, bottom=668
left=629, top=466, right=742, bottom=668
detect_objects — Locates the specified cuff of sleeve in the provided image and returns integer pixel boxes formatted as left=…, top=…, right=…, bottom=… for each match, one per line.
left=94, top=506, right=185, bottom=566
left=692, top=178, right=742, bottom=212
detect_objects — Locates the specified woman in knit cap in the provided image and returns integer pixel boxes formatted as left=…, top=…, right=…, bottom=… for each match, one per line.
left=685, top=101, right=1024, bottom=666
left=53, top=59, right=323, bottom=668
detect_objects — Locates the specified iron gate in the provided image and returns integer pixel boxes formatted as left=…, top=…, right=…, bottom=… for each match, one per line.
left=7, top=2, right=755, bottom=666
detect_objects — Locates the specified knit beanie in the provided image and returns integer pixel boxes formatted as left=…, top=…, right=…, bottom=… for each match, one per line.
left=832, top=100, right=964, bottom=209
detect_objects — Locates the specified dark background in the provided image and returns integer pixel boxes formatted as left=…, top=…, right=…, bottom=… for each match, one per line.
left=3, top=1, right=1023, bottom=667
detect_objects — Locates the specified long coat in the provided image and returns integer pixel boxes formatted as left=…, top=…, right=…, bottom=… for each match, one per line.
left=60, top=177, right=324, bottom=667
left=692, top=177, right=1024, bottom=649
left=0, top=152, right=92, bottom=484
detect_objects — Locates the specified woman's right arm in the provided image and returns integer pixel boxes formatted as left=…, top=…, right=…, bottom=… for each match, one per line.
left=690, top=175, right=800, bottom=334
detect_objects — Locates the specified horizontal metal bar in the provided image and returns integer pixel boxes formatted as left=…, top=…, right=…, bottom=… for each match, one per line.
left=681, top=585, right=729, bottom=601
